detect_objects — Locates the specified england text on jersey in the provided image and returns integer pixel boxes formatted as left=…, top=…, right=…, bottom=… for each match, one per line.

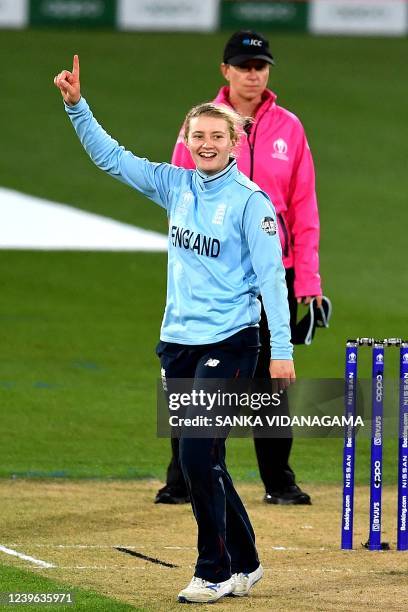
left=170, top=225, right=220, bottom=258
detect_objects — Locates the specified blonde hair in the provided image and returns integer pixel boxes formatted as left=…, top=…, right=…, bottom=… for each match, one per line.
left=183, top=103, right=250, bottom=151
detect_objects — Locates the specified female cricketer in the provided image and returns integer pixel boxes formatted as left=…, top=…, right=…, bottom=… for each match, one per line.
left=54, top=55, right=295, bottom=604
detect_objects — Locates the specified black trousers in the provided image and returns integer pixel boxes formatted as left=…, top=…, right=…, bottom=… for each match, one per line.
left=253, top=267, right=297, bottom=490
left=157, top=327, right=260, bottom=582
left=165, top=269, right=298, bottom=493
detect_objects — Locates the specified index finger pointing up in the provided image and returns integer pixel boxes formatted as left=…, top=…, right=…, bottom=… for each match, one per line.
left=72, top=54, right=80, bottom=79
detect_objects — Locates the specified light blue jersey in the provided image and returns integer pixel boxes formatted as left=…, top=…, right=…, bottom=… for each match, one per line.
left=65, top=98, right=292, bottom=359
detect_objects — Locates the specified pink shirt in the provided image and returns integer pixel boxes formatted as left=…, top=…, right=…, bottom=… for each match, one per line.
left=171, top=86, right=322, bottom=298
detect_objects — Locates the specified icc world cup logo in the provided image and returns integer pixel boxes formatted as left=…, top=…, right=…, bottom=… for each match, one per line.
left=272, top=138, right=289, bottom=161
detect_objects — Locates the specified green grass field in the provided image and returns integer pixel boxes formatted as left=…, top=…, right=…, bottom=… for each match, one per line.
left=0, top=565, right=139, bottom=611
left=1, top=30, right=408, bottom=486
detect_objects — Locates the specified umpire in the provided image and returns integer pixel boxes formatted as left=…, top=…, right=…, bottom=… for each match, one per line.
left=156, top=30, right=323, bottom=506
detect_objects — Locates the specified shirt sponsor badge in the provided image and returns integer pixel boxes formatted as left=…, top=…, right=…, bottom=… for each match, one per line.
left=260, top=217, right=277, bottom=236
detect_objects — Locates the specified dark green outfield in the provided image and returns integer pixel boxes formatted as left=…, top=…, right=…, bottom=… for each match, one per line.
left=0, top=565, right=140, bottom=610
left=1, top=31, right=407, bottom=485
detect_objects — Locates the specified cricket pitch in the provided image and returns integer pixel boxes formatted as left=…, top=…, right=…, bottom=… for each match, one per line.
left=1, top=480, right=407, bottom=611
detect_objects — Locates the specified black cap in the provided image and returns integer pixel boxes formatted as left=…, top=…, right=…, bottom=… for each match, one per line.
left=223, top=30, right=275, bottom=66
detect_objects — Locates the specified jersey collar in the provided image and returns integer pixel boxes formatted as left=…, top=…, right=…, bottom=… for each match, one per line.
left=195, top=158, right=238, bottom=191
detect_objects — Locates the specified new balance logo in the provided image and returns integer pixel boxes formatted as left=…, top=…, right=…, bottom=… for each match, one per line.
left=205, top=359, right=220, bottom=367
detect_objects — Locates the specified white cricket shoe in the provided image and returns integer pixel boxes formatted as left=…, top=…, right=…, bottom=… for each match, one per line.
left=177, top=575, right=235, bottom=603
left=231, top=564, right=263, bottom=596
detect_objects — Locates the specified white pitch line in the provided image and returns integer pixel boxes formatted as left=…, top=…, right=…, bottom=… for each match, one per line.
left=271, top=546, right=327, bottom=551
left=30, top=566, right=387, bottom=574
left=9, top=542, right=142, bottom=549
left=5, top=543, right=329, bottom=552
left=7, top=544, right=144, bottom=549
left=33, top=567, right=179, bottom=571
left=50, top=566, right=154, bottom=570
left=0, top=545, right=55, bottom=568
left=28, top=566, right=286, bottom=571
left=164, top=546, right=195, bottom=550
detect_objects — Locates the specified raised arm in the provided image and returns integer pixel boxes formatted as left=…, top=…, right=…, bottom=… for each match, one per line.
left=53, top=56, right=185, bottom=210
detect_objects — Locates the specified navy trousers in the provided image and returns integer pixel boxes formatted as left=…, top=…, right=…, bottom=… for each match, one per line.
left=157, top=327, right=260, bottom=582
